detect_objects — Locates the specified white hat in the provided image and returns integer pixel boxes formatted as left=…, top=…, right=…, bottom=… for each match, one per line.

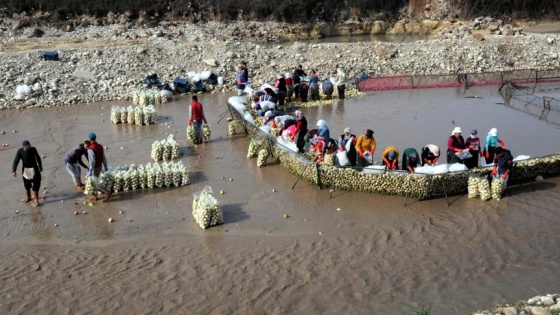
left=316, top=119, right=326, bottom=128
left=452, top=127, right=462, bottom=135
left=344, top=127, right=351, bottom=133
left=489, top=128, right=498, bottom=137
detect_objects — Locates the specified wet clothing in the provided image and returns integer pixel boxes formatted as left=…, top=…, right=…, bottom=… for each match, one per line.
left=421, top=144, right=440, bottom=166
left=402, top=148, right=419, bottom=173
left=465, top=136, right=482, bottom=169
left=13, top=147, right=43, bottom=192
left=447, top=135, right=466, bottom=164
left=381, top=146, right=400, bottom=169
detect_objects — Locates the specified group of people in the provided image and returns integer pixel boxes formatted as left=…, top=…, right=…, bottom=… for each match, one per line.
left=269, top=112, right=513, bottom=180
left=12, top=133, right=112, bottom=206
left=237, top=62, right=348, bottom=105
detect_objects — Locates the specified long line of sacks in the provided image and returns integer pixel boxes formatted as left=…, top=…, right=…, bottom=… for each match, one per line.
left=110, top=104, right=158, bottom=125
left=151, top=134, right=180, bottom=161
left=132, top=89, right=170, bottom=106
left=84, top=161, right=190, bottom=196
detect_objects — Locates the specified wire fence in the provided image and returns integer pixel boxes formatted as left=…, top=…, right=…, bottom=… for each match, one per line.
left=357, top=69, right=560, bottom=91
left=500, top=81, right=560, bottom=126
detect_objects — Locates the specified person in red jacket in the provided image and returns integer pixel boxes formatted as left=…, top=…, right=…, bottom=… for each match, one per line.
left=86, top=133, right=112, bottom=202
left=188, top=95, right=208, bottom=144
left=447, top=126, right=467, bottom=164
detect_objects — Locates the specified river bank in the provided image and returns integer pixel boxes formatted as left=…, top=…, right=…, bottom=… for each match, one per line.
left=1, top=20, right=560, bottom=109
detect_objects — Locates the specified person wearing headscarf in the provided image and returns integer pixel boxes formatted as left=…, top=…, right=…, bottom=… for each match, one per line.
left=465, top=129, right=483, bottom=169
left=272, top=115, right=296, bottom=131
left=316, top=119, right=330, bottom=140
left=484, top=127, right=506, bottom=164
left=355, top=129, right=376, bottom=167
left=308, top=70, right=320, bottom=101
left=447, top=126, right=467, bottom=164
left=402, top=147, right=420, bottom=173
left=338, top=127, right=357, bottom=166
left=421, top=144, right=440, bottom=166
left=263, top=109, right=285, bottom=124
left=336, top=67, right=347, bottom=100
left=292, top=110, right=308, bottom=153
left=382, top=146, right=400, bottom=170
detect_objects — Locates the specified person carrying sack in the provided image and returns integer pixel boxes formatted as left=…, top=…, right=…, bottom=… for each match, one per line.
left=188, top=95, right=208, bottom=144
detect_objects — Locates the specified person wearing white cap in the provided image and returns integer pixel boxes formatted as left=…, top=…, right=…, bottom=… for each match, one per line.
left=447, top=126, right=467, bottom=164
left=274, top=73, right=287, bottom=106
left=338, top=127, right=357, bottom=166
left=421, top=144, right=440, bottom=166
left=484, top=127, right=506, bottom=164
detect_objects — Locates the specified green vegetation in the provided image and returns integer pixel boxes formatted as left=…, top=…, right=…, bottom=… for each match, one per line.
left=405, top=303, right=432, bottom=315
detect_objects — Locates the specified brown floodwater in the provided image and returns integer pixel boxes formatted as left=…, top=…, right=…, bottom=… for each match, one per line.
left=0, top=85, right=559, bottom=314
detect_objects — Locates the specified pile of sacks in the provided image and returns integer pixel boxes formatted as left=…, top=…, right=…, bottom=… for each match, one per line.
left=468, top=174, right=506, bottom=200
left=151, top=134, right=180, bottom=161
left=192, top=186, right=224, bottom=229
left=132, top=89, right=170, bottom=106
left=110, top=104, right=157, bottom=125
left=84, top=162, right=190, bottom=196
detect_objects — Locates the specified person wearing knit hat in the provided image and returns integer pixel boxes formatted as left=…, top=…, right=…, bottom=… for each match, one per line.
left=465, top=129, right=483, bottom=169
left=12, top=140, right=43, bottom=206
left=338, top=127, right=357, bottom=166
left=447, top=126, right=467, bottom=164
left=484, top=127, right=506, bottom=164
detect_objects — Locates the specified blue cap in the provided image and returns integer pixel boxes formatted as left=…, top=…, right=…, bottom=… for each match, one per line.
left=22, top=140, right=31, bottom=147
left=470, top=129, right=478, bottom=135
left=388, top=150, right=395, bottom=160
left=87, top=133, right=96, bottom=141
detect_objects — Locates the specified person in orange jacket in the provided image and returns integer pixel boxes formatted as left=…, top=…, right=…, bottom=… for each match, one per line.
left=355, top=129, right=376, bottom=167
left=381, top=146, right=400, bottom=170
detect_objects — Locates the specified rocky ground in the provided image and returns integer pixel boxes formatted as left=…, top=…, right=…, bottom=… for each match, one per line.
left=0, top=18, right=559, bottom=109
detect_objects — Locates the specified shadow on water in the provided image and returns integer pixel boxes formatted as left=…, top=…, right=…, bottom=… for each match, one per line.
left=222, top=203, right=250, bottom=224
left=187, top=171, right=208, bottom=185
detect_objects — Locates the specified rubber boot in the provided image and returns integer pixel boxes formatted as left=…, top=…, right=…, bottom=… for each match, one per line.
left=33, top=191, right=40, bottom=206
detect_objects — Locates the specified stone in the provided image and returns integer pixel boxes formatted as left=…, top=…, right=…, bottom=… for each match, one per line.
left=497, top=306, right=518, bottom=315
left=74, top=70, right=95, bottom=80
left=530, top=306, right=551, bottom=315
left=24, top=76, right=36, bottom=86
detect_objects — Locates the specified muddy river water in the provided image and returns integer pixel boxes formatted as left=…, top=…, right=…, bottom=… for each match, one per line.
left=0, top=85, right=559, bottom=314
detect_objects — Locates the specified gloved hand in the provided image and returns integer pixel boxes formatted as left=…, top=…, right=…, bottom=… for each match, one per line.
left=188, top=119, right=192, bottom=126
left=454, top=148, right=463, bottom=153
left=290, top=136, right=295, bottom=142
left=490, top=166, right=497, bottom=177
left=104, top=166, right=108, bottom=172
left=502, top=172, right=508, bottom=180
left=339, top=147, right=344, bottom=152
left=498, top=140, right=506, bottom=147
left=370, top=149, right=375, bottom=155
left=204, top=119, right=208, bottom=124
left=485, top=151, right=489, bottom=159
left=87, top=169, right=93, bottom=177
left=392, top=160, right=398, bottom=170
left=358, top=150, right=364, bottom=158
left=479, top=151, right=484, bottom=157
